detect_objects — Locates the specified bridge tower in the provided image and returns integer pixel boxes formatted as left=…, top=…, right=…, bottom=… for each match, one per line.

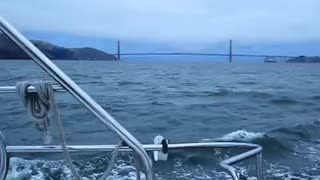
left=117, top=40, right=121, bottom=60
left=229, top=40, right=233, bottom=63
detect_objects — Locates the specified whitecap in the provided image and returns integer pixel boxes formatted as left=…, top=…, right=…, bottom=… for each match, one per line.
left=202, top=130, right=264, bottom=142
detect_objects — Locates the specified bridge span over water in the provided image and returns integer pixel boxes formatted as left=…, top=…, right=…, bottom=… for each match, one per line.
left=112, top=40, right=296, bottom=61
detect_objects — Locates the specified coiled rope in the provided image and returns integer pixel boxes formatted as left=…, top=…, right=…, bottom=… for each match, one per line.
left=16, top=81, right=125, bottom=180
left=16, top=81, right=81, bottom=179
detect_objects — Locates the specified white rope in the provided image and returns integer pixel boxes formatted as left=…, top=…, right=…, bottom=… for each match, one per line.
left=98, top=140, right=123, bottom=180
left=16, top=81, right=82, bottom=179
left=16, top=81, right=53, bottom=144
left=16, top=81, right=127, bottom=180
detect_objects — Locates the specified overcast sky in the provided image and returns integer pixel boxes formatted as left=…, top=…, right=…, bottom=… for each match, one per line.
left=1, top=0, right=320, bottom=46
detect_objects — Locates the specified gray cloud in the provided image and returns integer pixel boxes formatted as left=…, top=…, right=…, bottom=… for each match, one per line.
left=1, top=0, right=320, bottom=45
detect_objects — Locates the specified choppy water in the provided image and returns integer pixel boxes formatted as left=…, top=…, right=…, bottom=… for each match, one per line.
left=0, top=60, right=320, bottom=179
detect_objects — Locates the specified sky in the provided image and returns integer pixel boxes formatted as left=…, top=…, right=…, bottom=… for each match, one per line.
left=1, top=0, right=320, bottom=55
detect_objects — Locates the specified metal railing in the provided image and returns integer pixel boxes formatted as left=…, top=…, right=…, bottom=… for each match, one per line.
left=0, top=85, right=65, bottom=93
left=0, top=16, right=263, bottom=180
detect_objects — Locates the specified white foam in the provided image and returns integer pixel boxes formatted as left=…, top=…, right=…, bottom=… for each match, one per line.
left=7, top=157, right=47, bottom=180
left=202, top=130, right=264, bottom=142
left=7, top=150, right=320, bottom=180
left=6, top=156, right=234, bottom=180
left=7, top=157, right=141, bottom=180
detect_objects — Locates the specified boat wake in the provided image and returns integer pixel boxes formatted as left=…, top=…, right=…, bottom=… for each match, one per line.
left=6, top=120, right=320, bottom=180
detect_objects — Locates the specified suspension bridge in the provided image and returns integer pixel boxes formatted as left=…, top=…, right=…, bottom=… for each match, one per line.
left=112, top=40, right=296, bottom=62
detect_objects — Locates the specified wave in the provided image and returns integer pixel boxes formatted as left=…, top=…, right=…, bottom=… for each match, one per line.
left=205, top=89, right=272, bottom=98
left=237, top=81, right=257, bottom=85
left=7, top=121, right=320, bottom=180
left=0, top=75, right=25, bottom=83
left=117, top=80, right=143, bottom=86
left=7, top=136, right=320, bottom=180
left=309, top=95, right=320, bottom=100
left=215, top=130, right=264, bottom=142
left=202, top=120, right=320, bottom=155
left=270, top=98, right=301, bottom=105
left=261, top=162, right=320, bottom=180
left=201, top=129, right=292, bottom=156
left=7, top=156, right=233, bottom=180
left=269, top=120, right=320, bottom=141
left=206, top=89, right=230, bottom=97
left=7, top=156, right=140, bottom=180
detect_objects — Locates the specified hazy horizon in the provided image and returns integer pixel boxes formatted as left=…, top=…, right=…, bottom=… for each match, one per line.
left=1, top=0, right=320, bottom=56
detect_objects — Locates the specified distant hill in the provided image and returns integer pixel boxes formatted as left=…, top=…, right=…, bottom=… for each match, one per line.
left=0, top=35, right=116, bottom=60
left=287, top=56, right=320, bottom=63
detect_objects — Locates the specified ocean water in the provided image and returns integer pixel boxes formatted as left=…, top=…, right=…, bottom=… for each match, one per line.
left=0, top=60, right=320, bottom=179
